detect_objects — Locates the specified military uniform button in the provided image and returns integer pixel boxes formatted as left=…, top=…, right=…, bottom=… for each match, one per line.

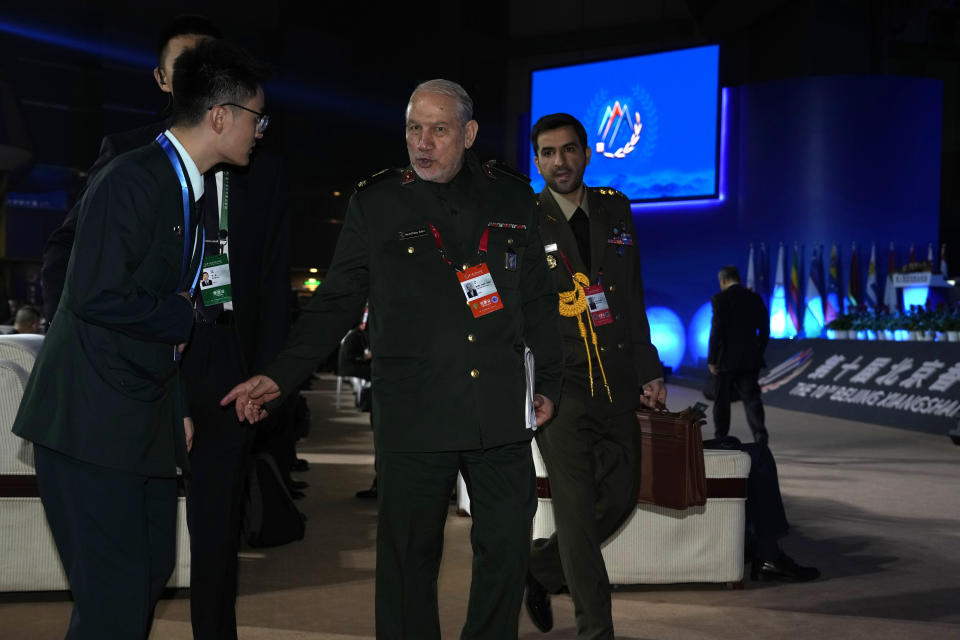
left=462, top=263, right=470, bottom=271
left=470, top=369, right=480, bottom=378
left=507, top=238, right=514, bottom=245
left=407, top=246, right=415, bottom=254
left=617, top=343, right=624, bottom=349
left=609, top=284, right=616, bottom=292
left=600, top=346, right=607, bottom=353
left=615, top=313, right=621, bottom=321
left=467, top=333, right=476, bottom=343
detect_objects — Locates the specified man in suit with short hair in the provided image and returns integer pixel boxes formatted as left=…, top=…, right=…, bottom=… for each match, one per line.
left=707, top=264, right=770, bottom=444
left=38, top=16, right=292, bottom=638
left=41, top=13, right=222, bottom=324
left=13, top=38, right=269, bottom=639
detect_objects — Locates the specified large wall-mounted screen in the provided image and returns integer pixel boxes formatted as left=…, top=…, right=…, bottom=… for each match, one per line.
left=529, top=44, right=719, bottom=203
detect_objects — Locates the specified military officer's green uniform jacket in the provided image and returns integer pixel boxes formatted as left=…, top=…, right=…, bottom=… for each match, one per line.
left=264, top=152, right=563, bottom=451
left=530, top=185, right=662, bottom=639
left=537, top=186, right=661, bottom=408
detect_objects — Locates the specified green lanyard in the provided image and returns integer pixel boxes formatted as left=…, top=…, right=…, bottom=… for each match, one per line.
left=219, top=171, right=230, bottom=238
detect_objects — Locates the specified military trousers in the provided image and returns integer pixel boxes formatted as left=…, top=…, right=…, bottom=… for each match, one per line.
left=528, top=392, right=637, bottom=640
left=375, top=440, right=536, bottom=640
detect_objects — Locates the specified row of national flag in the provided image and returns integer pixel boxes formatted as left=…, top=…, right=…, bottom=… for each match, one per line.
left=744, top=242, right=949, bottom=339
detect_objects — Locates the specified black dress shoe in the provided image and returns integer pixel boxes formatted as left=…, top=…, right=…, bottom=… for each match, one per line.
left=355, top=477, right=377, bottom=499
left=751, top=553, right=820, bottom=582
left=290, top=480, right=309, bottom=490
left=524, top=572, right=553, bottom=633
left=293, top=458, right=310, bottom=472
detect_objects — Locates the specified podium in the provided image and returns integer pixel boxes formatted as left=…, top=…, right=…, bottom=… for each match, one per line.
left=891, top=272, right=953, bottom=309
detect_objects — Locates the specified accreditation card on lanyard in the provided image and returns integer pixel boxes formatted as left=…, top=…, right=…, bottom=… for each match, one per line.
left=200, top=172, right=233, bottom=306
left=552, top=246, right=613, bottom=327
left=429, top=224, right=504, bottom=318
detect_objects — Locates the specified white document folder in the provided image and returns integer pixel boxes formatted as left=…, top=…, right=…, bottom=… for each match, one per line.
left=524, top=347, right=536, bottom=430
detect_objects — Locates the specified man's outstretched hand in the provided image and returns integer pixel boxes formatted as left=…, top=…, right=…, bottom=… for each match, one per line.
left=533, top=394, right=555, bottom=427
left=220, top=375, right=281, bottom=423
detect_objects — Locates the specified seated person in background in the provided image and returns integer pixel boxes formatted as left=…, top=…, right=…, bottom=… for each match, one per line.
left=11, top=305, right=43, bottom=334
left=704, top=435, right=820, bottom=582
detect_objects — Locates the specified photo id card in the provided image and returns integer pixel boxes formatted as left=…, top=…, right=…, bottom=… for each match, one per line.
left=583, top=283, right=613, bottom=327
left=199, top=253, right=233, bottom=306
left=457, top=263, right=504, bottom=318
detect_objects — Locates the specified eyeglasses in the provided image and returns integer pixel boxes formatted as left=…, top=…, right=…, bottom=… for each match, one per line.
left=212, top=103, right=270, bottom=134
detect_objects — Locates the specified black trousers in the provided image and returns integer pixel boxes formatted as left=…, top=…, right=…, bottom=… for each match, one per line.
left=528, top=393, right=636, bottom=640
left=704, top=438, right=790, bottom=561
left=375, top=441, right=536, bottom=640
left=183, top=322, right=254, bottom=640
left=35, top=445, right=177, bottom=640
left=713, top=369, right=768, bottom=442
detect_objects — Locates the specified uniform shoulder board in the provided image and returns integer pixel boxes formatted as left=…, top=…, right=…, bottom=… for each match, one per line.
left=592, top=186, right=629, bottom=200
left=483, top=159, right=531, bottom=183
left=356, top=168, right=402, bottom=190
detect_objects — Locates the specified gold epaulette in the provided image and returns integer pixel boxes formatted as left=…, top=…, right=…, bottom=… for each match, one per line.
left=591, top=186, right=628, bottom=200
left=483, top=159, right=531, bottom=183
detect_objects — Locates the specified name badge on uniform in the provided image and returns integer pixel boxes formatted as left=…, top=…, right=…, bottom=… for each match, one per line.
left=458, top=263, right=504, bottom=318
left=199, top=253, right=233, bottom=305
left=583, top=283, right=613, bottom=326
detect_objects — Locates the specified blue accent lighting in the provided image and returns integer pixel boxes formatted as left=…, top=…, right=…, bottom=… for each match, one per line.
left=769, top=285, right=791, bottom=339
left=647, top=306, right=686, bottom=371
left=902, top=286, right=929, bottom=309
left=687, top=301, right=713, bottom=363
left=0, top=19, right=153, bottom=67
left=802, top=295, right=824, bottom=338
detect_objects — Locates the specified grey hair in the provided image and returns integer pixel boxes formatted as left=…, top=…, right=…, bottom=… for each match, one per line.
left=407, top=79, right=474, bottom=125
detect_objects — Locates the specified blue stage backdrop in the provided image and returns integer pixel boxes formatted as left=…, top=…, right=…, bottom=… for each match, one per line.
left=527, top=74, right=943, bottom=368
left=529, top=45, right=719, bottom=202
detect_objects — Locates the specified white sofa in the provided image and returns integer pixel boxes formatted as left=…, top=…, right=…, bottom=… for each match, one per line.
left=0, top=334, right=191, bottom=591
left=531, top=439, right=751, bottom=587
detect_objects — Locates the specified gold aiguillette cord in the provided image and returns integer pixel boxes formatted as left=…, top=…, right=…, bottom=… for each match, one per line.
left=557, top=272, right=612, bottom=402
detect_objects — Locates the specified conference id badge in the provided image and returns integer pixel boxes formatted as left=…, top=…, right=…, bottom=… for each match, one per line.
left=583, top=283, right=613, bottom=327
left=199, top=253, right=233, bottom=305
left=458, top=263, right=504, bottom=318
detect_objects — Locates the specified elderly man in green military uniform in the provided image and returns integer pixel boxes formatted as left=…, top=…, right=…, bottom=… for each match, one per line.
left=222, top=79, right=563, bottom=639
left=523, top=113, right=666, bottom=639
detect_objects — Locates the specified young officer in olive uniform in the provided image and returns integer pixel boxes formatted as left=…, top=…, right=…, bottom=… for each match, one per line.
left=524, top=113, right=666, bottom=639
left=223, top=80, right=563, bottom=640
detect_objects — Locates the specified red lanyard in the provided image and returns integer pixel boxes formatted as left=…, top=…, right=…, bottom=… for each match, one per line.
left=429, top=223, right=489, bottom=270
left=557, top=248, right=603, bottom=284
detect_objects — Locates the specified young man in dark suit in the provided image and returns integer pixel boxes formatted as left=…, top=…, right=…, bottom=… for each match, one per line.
left=707, top=265, right=770, bottom=444
left=12, top=39, right=268, bottom=639
left=524, top=113, right=665, bottom=639
left=40, top=14, right=222, bottom=324
left=38, top=15, right=292, bottom=638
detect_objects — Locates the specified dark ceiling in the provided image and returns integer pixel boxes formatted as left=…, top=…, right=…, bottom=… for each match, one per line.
left=1, top=0, right=957, bottom=268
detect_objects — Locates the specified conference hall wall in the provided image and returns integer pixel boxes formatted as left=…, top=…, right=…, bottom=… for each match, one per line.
left=630, top=75, right=941, bottom=370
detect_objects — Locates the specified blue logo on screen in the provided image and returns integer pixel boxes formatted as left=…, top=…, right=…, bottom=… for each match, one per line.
left=591, top=88, right=657, bottom=161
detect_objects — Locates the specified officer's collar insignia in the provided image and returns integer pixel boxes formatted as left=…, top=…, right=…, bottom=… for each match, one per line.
left=482, top=163, right=497, bottom=180
left=401, top=168, right=416, bottom=185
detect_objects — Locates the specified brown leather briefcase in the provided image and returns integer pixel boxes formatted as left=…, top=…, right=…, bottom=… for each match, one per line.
left=635, top=406, right=708, bottom=510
